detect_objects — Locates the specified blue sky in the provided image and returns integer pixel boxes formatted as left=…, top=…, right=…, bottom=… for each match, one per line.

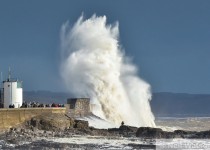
left=0, top=0, right=210, bottom=94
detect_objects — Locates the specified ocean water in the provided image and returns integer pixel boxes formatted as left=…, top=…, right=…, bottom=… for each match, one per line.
left=156, top=116, right=210, bottom=131
left=77, top=115, right=210, bottom=131
left=1, top=117, right=210, bottom=149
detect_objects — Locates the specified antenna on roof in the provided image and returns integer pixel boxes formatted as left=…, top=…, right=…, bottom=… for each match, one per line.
left=0, top=72, right=2, bottom=83
left=8, top=67, right=11, bottom=81
left=0, top=72, right=3, bottom=89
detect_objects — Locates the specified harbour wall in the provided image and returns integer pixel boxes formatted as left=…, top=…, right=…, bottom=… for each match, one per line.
left=0, top=108, right=66, bottom=131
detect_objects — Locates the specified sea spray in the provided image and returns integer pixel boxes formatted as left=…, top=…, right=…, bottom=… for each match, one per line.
left=60, top=15, right=155, bottom=127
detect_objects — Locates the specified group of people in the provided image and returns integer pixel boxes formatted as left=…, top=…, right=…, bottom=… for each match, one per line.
left=21, top=101, right=43, bottom=108
left=19, top=101, right=65, bottom=108
left=9, top=104, right=15, bottom=108
left=7, top=101, right=65, bottom=108
left=20, top=101, right=65, bottom=108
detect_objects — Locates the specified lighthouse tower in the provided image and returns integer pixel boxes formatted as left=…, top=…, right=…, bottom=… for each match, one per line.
left=1, top=68, right=23, bottom=108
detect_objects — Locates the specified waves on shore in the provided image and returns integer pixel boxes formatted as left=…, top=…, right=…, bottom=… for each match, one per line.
left=76, top=115, right=210, bottom=131
left=2, top=136, right=210, bottom=150
left=156, top=117, right=210, bottom=131
left=76, top=116, right=117, bottom=129
left=1, top=117, right=210, bottom=149
left=60, top=15, right=155, bottom=127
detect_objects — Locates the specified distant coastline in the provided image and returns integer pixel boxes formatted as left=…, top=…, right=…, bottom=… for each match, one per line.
left=23, top=91, right=210, bottom=117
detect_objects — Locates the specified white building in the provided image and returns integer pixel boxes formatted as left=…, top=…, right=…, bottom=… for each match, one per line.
left=0, top=70, right=23, bottom=108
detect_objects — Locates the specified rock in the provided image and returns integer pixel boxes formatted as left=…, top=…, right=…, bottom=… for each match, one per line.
left=119, top=125, right=138, bottom=132
left=136, top=127, right=210, bottom=139
left=89, top=127, right=110, bottom=136
left=74, top=120, right=89, bottom=129
left=31, top=126, right=37, bottom=132
left=193, top=130, right=210, bottom=138
left=119, top=125, right=138, bottom=137
left=136, top=127, right=175, bottom=139
left=174, top=130, right=188, bottom=135
left=26, top=113, right=73, bottom=131
left=107, top=125, right=138, bottom=137
left=173, top=130, right=192, bottom=138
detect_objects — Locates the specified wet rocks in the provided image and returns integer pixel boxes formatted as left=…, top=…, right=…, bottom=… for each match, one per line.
left=119, top=125, right=138, bottom=136
left=191, top=130, right=210, bottom=138
left=136, top=127, right=210, bottom=139
left=1, top=112, right=210, bottom=147
left=74, top=120, right=89, bottom=129
left=136, top=127, right=174, bottom=138
left=26, top=113, right=73, bottom=131
left=108, top=125, right=138, bottom=137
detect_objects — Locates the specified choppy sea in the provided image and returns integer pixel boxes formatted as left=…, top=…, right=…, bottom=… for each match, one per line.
left=1, top=117, right=210, bottom=149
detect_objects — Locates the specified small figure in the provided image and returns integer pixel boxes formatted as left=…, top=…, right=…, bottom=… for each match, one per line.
left=121, top=121, right=124, bottom=126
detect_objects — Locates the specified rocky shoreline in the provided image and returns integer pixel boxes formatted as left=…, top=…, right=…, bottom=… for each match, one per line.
left=0, top=113, right=210, bottom=149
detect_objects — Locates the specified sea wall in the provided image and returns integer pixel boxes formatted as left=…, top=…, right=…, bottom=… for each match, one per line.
left=66, top=98, right=90, bottom=117
left=0, top=108, right=66, bottom=131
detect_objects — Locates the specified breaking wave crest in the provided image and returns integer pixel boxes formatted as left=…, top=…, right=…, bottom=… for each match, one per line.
left=60, top=15, right=155, bottom=127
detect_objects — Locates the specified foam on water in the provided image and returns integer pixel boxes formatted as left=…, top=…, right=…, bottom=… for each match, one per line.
left=42, top=136, right=144, bottom=149
left=156, top=117, right=210, bottom=131
left=76, top=116, right=117, bottom=129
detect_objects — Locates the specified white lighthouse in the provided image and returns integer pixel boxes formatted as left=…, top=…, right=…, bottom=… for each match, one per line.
left=0, top=68, right=23, bottom=108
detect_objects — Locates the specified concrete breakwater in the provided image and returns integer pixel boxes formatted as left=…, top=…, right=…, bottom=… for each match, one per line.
left=0, top=108, right=66, bottom=131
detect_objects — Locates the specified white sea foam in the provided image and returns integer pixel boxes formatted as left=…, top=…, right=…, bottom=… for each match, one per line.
left=43, top=136, right=143, bottom=149
left=60, top=14, right=155, bottom=127
left=76, top=116, right=117, bottom=129
left=156, top=139, right=210, bottom=150
left=156, top=117, right=210, bottom=131
left=42, top=136, right=210, bottom=150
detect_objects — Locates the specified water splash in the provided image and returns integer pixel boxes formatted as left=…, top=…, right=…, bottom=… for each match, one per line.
left=60, top=15, right=155, bottom=127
